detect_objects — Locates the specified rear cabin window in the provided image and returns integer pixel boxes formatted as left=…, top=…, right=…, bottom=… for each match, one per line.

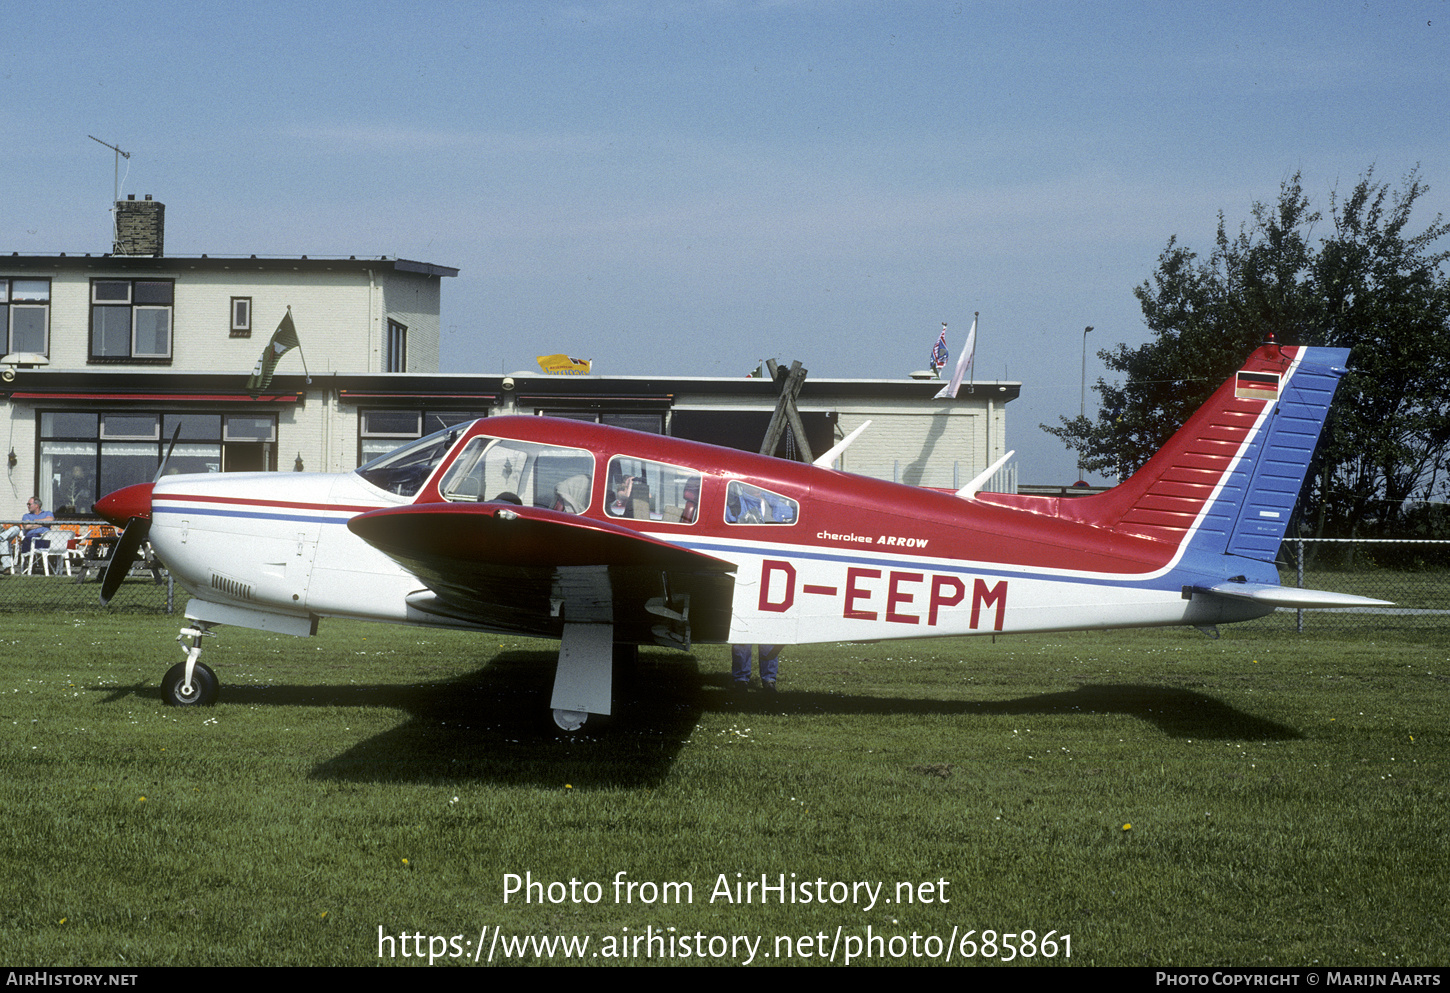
left=439, top=437, right=594, bottom=512
left=724, top=480, right=798, bottom=525
left=605, top=456, right=702, bottom=524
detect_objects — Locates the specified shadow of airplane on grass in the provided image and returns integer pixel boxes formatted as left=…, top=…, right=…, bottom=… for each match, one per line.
left=93, top=652, right=1298, bottom=788
left=738, top=682, right=1301, bottom=743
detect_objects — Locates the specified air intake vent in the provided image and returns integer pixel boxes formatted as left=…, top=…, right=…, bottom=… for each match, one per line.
left=211, top=573, right=254, bottom=601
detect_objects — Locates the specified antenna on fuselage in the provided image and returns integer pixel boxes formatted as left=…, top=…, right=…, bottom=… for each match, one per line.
left=813, top=420, right=871, bottom=468
left=956, top=449, right=1015, bottom=501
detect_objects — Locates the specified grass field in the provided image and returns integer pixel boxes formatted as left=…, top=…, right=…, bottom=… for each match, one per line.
left=1, top=612, right=1445, bottom=967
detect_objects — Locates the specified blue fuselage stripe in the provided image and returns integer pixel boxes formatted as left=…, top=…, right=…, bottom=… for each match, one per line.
left=155, top=504, right=354, bottom=527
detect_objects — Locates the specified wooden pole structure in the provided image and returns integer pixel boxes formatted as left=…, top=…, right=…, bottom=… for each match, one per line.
left=758, top=359, right=814, bottom=463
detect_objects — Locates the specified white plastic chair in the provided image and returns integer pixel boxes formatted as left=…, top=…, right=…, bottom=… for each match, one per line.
left=19, top=529, right=73, bottom=576
left=60, top=526, right=91, bottom=575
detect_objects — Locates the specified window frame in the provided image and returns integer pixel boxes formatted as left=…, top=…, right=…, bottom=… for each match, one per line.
left=88, top=278, right=175, bottom=363
left=37, top=409, right=279, bottom=514
left=230, top=297, right=252, bottom=337
left=1, top=277, right=51, bottom=356
left=357, top=409, right=489, bottom=467
left=386, top=320, right=407, bottom=372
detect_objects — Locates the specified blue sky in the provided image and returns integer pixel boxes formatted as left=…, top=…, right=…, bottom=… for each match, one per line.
left=6, top=1, right=1448, bottom=482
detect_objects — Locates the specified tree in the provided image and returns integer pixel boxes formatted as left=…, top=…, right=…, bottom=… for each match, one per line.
left=1048, top=167, right=1450, bottom=538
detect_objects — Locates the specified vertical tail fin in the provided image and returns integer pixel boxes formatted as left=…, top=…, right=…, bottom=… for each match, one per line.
left=1085, top=344, right=1350, bottom=561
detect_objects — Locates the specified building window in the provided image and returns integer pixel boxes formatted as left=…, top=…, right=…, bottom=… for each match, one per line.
left=230, top=297, right=252, bottom=337
left=90, top=279, right=174, bottom=361
left=533, top=410, right=665, bottom=434
left=38, top=410, right=278, bottom=514
left=358, top=408, right=488, bottom=465
left=386, top=320, right=407, bottom=372
left=1, top=278, right=50, bottom=356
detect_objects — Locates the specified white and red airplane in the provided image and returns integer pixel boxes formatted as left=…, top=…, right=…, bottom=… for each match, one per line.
left=94, top=341, right=1385, bottom=729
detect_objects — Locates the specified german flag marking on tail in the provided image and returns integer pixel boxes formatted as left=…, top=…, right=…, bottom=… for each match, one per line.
left=1234, top=370, right=1280, bottom=401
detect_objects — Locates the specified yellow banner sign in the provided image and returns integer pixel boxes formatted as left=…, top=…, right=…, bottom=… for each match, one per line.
left=536, top=354, right=592, bottom=375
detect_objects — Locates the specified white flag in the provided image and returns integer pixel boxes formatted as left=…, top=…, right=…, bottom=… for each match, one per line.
left=934, top=314, right=977, bottom=399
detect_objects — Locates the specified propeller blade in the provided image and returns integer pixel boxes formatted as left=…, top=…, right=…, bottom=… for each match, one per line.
left=100, top=516, right=150, bottom=606
left=154, top=424, right=182, bottom=482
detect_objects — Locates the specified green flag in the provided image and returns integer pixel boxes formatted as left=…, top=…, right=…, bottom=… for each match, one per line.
left=248, top=309, right=301, bottom=390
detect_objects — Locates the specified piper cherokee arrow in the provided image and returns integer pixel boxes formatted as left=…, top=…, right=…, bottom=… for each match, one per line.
left=93, top=341, right=1386, bottom=730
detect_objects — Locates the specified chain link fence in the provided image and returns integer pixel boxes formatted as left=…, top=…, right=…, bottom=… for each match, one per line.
left=1243, top=538, right=1450, bottom=634
left=0, top=518, right=179, bottom=615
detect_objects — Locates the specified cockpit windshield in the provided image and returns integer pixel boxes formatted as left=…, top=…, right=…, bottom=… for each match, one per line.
left=355, top=425, right=462, bottom=496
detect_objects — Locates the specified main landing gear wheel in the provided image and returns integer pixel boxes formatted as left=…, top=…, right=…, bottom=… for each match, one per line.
left=162, top=661, right=219, bottom=707
left=552, top=708, right=588, bottom=732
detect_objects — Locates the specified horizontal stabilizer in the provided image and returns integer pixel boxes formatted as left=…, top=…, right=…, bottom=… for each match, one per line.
left=1189, top=582, right=1393, bottom=609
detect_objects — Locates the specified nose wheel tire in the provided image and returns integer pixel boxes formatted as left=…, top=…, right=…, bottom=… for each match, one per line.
left=162, top=661, right=219, bottom=707
left=552, top=708, right=588, bottom=731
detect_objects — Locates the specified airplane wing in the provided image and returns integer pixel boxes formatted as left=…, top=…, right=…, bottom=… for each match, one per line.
left=1188, top=581, right=1392, bottom=609
left=347, top=503, right=737, bottom=648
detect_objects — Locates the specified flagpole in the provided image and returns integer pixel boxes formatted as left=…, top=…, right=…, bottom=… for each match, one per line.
left=1079, top=325, right=1093, bottom=483
left=969, top=311, right=978, bottom=394
left=291, top=307, right=312, bottom=384
left=284, top=304, right=313, bottom=382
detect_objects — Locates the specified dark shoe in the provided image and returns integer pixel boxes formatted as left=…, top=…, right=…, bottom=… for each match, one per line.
left=761, top=680, right=776, bottom=693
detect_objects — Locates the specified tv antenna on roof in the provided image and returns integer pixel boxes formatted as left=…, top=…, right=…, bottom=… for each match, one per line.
left=89, top=135, right=131, bottom=246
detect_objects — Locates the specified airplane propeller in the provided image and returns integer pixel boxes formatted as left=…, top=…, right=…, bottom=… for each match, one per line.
left=99, top=512, right=151, bottom=605
left=97, top=425, right=180, bottom=605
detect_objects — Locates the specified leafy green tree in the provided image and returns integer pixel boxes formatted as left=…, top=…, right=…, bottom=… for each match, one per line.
left=1048, top=167, right=1450, bottom=537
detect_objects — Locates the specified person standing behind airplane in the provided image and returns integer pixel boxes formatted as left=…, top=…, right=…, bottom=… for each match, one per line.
left=731, top=644, right=781, bottom=693
left=1, top=496, right=54, bottom=573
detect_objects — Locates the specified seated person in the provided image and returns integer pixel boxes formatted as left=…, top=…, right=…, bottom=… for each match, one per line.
left=1, top=496, right=55, bottom=573
left=677, top=479, right=700, bottom=524
left=608, top=475, right=650, bottom=519
left=552, top=474, right=591, bottom=514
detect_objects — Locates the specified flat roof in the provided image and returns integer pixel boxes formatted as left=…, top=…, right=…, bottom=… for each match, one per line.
left=4, top=369, right=1019, bottom=405
left=0, top=254, right=459, bottom=278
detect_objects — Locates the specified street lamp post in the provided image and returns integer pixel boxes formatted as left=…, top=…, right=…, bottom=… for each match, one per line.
left=1079, top=326, right=1093, bottom=483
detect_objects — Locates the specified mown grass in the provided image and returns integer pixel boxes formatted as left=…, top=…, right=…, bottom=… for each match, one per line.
left=1, top=613, right=1445, bottom=967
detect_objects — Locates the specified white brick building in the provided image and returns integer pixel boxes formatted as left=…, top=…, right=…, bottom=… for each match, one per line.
left=2, top=196, right=459, bottom=515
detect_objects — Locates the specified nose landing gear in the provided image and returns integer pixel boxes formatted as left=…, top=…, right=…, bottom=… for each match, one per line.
left=162, top=625, right=220, bottom=707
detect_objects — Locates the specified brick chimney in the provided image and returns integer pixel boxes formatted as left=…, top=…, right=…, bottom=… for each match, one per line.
left=113, top=194, right=165, bottom=256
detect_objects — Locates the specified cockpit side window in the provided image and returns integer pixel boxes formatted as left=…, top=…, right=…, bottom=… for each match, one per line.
left=439, top=437, right=594, bottom=512
left=724, top=480, right=798, bottom=525
left=605, top=456, right=702, bottom=524
left=355, top=425, right=460, bottom=497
